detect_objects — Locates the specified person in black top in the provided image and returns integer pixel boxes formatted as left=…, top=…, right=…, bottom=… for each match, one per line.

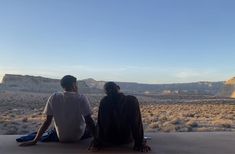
left=90, top=82, right=151, bottom=152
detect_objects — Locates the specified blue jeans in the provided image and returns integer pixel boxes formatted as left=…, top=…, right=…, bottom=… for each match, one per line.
left=16, top=127, right=92, bottom=142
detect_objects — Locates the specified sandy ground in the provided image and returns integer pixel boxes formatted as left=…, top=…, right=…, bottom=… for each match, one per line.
left=1, top=132, right=235, bottom=154
left=0, top=91, right=235, bottom=134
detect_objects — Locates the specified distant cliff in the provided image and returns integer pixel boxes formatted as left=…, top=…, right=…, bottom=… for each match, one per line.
left=0, top=74, right=94, bottom=93
left=0, top=74, right=231, bottom=96
left=219, top=77, right=235, bottom=98
left=83, top=77, right=224, bottom=96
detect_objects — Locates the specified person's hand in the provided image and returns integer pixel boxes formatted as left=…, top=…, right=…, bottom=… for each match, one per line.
left=134, top=143, right=151, bottom=152
left=19, top=140, right=37, bottom=147
left=88, top=139, right=102, bottom=152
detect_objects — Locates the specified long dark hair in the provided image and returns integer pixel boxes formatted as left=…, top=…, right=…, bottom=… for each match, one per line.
left=104, top=82, right=120, bottom=96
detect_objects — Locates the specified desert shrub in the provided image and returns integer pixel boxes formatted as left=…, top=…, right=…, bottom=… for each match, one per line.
left=186, top=120, right=198, bottom=127
left=212, top=119, right=232, bottom=128
left=196, top=127, right=212, bottom=132
left=149, top=122, right=159, bottom=129
left=22, top=117, right=28, bottom=122
left=161, top=122, right=176, bottom=132
left=170, top=118, right=182, bottom=125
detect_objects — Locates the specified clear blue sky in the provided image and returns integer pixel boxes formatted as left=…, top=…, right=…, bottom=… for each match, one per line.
left=0, top=0, right=235, bottom=83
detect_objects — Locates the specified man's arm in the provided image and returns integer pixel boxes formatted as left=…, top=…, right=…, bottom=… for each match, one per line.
left=84, top=115, right=97, bottom=138
left=19, top=115, right=53, bottom=146
left=84, top=115, right=102, bottom=151
left=88, top=98, right=107, bottom=151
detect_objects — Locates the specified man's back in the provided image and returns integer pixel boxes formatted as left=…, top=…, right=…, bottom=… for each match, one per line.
left=43, top=92, right=92, bottom=142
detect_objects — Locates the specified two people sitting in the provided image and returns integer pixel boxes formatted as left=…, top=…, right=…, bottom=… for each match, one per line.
left=19, top=75, right=151, bottom=152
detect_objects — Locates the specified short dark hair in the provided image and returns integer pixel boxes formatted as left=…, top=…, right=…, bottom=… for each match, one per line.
left=60, top=75, right=77, bottom=91
left=104, top=82, right=120, bottom=96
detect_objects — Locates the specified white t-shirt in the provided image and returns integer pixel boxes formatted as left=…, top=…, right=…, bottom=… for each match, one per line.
left=43, top=92, right=92, bottom=142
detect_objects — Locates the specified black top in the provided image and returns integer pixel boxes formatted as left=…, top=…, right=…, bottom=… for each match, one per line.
left=97, top=93, right=144, bottom=147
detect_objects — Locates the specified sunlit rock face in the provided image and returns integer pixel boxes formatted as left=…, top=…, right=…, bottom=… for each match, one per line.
left=0, top=74, right=95, bottom=93
left=0, top=74, right=226, bottom=95
left=219, top=77, right=235, bottom=98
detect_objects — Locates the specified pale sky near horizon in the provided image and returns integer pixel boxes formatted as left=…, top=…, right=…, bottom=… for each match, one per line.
left=0, top=0, right=235, bottom=84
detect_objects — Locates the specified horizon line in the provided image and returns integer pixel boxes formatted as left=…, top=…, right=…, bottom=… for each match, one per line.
left=0, top=73, right=227, bottom=85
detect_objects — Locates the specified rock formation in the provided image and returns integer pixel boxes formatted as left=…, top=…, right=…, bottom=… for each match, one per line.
left=219, top=77, right=235, bottom=98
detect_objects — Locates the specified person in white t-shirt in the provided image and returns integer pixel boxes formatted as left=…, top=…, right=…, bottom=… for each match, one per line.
left=19, top=75, right=97, bottom=146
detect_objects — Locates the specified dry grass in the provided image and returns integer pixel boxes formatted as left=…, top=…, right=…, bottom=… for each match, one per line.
left=212, top=119, right=233, bottom=128
left=141, top=103, right=235, bottom=132
left=0, top=91, right=235, bottom=134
